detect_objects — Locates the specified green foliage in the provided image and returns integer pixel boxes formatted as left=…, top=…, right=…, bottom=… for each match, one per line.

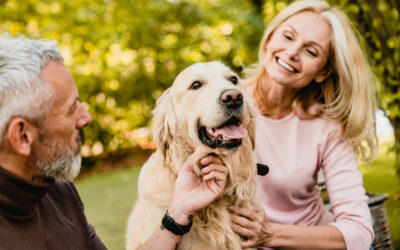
left=0, top=0, right=264, bottom=155
left=341, top=0, right=400, bottom=183
left=2, top=0, right=400, bottom=184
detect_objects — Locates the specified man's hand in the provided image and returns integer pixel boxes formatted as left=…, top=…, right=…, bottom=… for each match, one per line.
left=168, top=155, right=228, bottom=225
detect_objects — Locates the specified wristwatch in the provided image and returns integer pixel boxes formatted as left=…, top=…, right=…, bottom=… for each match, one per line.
left=161, top=210, right=193, bottom=235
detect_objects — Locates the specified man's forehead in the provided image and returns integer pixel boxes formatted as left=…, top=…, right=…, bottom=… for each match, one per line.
left=42, top=60, right=70, bottom=82
left=42, top=60, right=78, bottom=110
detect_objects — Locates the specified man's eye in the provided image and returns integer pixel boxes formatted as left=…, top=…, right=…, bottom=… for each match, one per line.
left=229, top=76, right=238, bottom=85
left=190, top=81, right=202, bottom=90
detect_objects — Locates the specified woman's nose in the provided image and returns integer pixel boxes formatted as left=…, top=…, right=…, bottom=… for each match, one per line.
left=286, top=43, right=301, bottom=61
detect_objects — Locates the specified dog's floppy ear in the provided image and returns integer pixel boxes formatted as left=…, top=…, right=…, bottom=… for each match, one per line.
left=152, top=89, right=175, bottom=161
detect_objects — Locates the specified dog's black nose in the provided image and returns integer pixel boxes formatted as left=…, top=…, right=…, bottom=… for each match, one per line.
left=220, top=89, right=243, bottom=109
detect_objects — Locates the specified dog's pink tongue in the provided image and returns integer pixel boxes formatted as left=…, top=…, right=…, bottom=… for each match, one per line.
left=215, top=125, right=247, bottom=139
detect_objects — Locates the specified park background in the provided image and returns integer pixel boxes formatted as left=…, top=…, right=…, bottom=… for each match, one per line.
left=1, top=0, right=399, bottom=249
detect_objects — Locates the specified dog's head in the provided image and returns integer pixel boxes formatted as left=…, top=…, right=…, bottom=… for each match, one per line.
left=153, top=61, right=255, bottom=160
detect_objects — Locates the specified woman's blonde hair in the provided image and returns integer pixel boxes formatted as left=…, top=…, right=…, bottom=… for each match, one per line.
left=246, top=0, right=378, bottom=160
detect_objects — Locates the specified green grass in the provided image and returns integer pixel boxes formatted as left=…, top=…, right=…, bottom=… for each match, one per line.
left=75, top=167, right=141, bottom=250
left=76, top=142, right=400, bottom=250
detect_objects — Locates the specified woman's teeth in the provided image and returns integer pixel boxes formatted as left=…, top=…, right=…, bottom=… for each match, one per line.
left=277, top=58, right=296, bottom=72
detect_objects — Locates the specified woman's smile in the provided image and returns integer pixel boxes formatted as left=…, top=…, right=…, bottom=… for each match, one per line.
left=275, top=56, right=298, bottom=73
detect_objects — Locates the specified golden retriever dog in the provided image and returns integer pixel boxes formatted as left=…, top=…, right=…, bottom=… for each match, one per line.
left=126, top=61, right=260, bottom=250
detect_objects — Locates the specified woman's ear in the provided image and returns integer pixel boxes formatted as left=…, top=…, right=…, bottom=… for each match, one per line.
left=6, top=118, right=38, bottom=156
left=315, top=67, right=332, bottom=83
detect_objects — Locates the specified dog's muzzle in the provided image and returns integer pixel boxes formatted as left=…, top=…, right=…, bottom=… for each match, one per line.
left=198, top=89, right=248, bottom=149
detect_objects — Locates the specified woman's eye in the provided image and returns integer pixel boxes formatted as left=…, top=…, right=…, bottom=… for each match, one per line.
left=283, top=34, right=292, bottom=40
left=190, top=81, right=202, bottom=90
left=229, top=76, right=238, bottom=85
left=306, top=49, right=317, bottom=57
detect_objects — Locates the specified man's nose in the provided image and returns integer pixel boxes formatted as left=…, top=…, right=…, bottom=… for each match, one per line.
left=76, top=103, right=92, bottom=129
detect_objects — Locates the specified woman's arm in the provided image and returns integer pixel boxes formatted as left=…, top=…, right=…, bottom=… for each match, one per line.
left=229, top=205, right=346, bottom=249
left=230, top=128, right=373, bottom=250
left=320, top=134, right=374, bottom=250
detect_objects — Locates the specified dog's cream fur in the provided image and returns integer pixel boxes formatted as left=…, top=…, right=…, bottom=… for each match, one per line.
left=126, top=62, right=260, bottom=250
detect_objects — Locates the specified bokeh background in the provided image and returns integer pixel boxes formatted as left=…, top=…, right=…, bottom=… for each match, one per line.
left=1, top=0, right=399, bottom=249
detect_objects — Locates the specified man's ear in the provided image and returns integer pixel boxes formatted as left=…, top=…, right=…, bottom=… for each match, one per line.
left=7, top=118, right=38, bottom=156
left=315, top=67, right=332, bottom=83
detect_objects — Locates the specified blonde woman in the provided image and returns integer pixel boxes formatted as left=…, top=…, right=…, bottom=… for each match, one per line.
left=228, top=1, right=377, bottom=249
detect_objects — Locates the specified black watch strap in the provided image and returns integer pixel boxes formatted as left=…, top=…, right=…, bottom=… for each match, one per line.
left=161, top=210, right=193, bottom=235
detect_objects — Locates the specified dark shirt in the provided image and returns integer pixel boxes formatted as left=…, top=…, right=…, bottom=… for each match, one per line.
left=0, top=167, right=107, bottom=250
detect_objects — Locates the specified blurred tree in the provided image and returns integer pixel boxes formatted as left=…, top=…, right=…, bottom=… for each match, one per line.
left=0, top=0, right=264, bottom=156
left=344, top=0, right=400, bottom=193
left=1, top=0, right=399, bottom=187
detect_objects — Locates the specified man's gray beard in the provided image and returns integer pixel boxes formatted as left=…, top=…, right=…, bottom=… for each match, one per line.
left=36, top=147, right=82, bottom=182
left=29, top=130, right=83, bottom=182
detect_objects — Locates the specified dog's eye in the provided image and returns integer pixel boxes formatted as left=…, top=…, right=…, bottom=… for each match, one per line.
left=190, top=81, right=202, bottom=90
left=229, top=76, right=238, bottom=85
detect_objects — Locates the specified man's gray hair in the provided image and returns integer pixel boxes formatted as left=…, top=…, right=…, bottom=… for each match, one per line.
left=0, top=34, right=63, bottom=144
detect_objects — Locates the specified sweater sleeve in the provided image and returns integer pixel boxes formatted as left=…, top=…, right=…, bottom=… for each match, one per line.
left=67, top=182, right=108, bottom=250
left=320, top=135, right=374, bottom=250
left=87, top=223, right=108, bottom=250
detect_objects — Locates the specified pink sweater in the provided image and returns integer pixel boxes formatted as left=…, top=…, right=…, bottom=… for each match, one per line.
left=254, top=112, right=374, bottom=250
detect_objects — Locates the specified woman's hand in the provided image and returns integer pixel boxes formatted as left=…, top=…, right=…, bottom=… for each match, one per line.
left=228, top=206, right=274, bottom=248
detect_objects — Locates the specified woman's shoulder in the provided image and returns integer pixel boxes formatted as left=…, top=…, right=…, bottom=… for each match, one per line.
left=255, top=105, right=340, bottom=129
left=297, top=104, right=342, bottom=129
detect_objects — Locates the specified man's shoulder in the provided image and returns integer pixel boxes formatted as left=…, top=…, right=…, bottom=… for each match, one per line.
left=49, top=181, right=79, bottom=196
left=45, top=181, right=84, bottom=208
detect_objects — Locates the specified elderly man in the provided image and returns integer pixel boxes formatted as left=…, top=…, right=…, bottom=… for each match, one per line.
left=0, top=36, right=228, bottom=249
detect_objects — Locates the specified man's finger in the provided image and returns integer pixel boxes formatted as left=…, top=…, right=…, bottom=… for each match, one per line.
left=203, top=171, right=226, bottom=182
left=202, top=164, right=228, bottom=176
left=200, top=155, right=223, bottom=165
